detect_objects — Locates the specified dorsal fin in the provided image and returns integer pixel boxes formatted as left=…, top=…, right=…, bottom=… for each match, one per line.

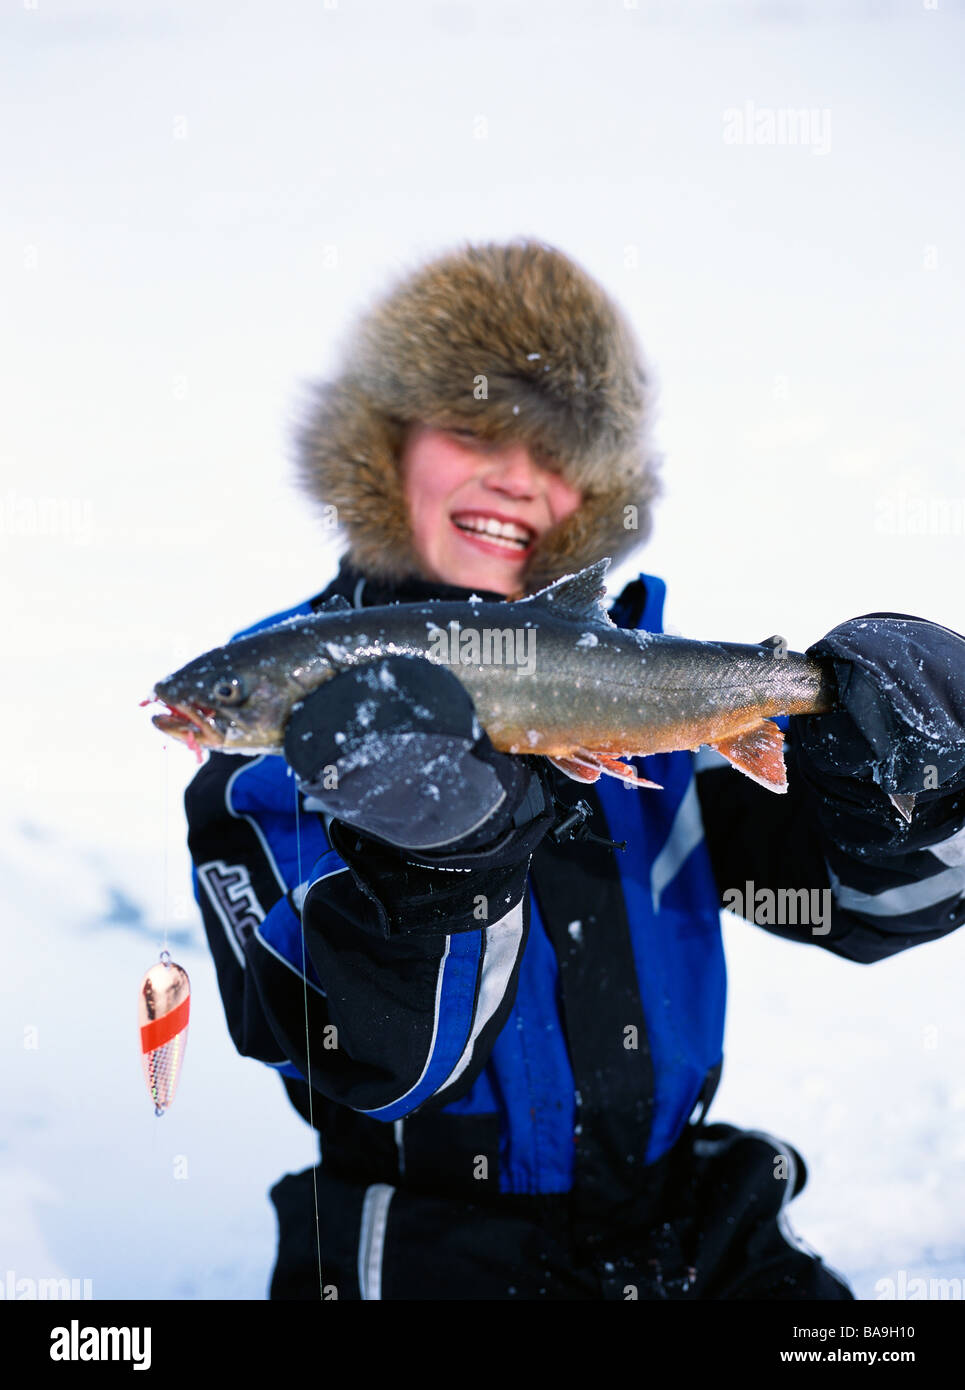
left=518, top=559, right=615, bottom=626
left=314, top=594, right=353, bottom=613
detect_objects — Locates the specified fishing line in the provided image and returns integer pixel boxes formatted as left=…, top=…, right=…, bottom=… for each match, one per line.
left=162, top=741, right=169, bottom=956
left=138, top=738, right=190, bottom=1123
left=294, top=781, right=325, bottom=1299
left=158, top=743, right=170, bottom=1146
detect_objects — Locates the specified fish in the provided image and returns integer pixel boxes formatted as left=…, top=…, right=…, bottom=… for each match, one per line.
left=145, top=558, right=846, bottom=798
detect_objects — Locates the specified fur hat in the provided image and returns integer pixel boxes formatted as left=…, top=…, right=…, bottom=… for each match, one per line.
left=296, top=239, right=660, bottom=593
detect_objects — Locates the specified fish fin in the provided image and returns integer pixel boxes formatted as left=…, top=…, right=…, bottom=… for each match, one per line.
left=888, top=792, right=916, bottom=824
left=711, top=720, right=787, bottom=792
left=314, top=595, right=353, bottom=613
left=548, top=755, right=602, bottom=783
left=563, top=748, right=663, bottom=788
left=518, top=559, right=616, bottom=628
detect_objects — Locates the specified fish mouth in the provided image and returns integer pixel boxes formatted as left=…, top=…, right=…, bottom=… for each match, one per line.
left=450, top=510, right=537, bottom=557
left=143, top=696, right=226, bottom=759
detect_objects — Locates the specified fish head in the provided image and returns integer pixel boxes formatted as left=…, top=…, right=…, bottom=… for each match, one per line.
left=149, top=637, right=335, bottom=755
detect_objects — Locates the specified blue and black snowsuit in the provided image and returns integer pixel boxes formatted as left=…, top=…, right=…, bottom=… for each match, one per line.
left=184, top=562, right=965, bottom=1300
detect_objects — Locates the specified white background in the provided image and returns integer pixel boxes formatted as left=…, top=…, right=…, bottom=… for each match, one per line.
left=3, top=0, right=963, bottom=1301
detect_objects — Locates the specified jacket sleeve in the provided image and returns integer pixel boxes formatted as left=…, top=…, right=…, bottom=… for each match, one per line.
left=185, top=749, right=550, bottom=1119
left=696, top=734, right=965, bottom=964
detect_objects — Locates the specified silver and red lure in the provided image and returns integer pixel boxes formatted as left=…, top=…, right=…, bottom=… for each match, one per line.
left=138, top=950, right=190, bottom=1116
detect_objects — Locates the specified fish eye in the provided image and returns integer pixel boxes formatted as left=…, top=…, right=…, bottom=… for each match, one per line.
left=212, top=676, right=245, bottom=706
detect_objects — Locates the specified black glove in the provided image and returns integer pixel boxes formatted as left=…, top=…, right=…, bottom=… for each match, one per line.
left=283, top=654, right=551, bottom=853
left=797, top=614, right=965, bottom=793
left=792, top=614, right=965, bottom=840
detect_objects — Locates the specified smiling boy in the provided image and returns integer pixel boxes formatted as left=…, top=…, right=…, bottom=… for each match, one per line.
left=400, top=423, right=582, bottom=595
left=184, top=239, right=965, bottom=1300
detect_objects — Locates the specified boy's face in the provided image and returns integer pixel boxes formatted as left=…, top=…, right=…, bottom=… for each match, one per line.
left=400, top=423, right=583, bottom=595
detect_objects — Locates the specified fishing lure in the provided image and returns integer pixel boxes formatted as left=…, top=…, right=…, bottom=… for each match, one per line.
left=138, top=950, right=190, bottom=1116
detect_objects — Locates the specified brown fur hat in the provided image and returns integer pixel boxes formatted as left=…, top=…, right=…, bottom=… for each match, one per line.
left=295, top=239, right=661, bottom=593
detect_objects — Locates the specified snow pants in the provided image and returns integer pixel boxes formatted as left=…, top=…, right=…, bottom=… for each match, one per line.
left=268, top=1121, right=855, bottom=1301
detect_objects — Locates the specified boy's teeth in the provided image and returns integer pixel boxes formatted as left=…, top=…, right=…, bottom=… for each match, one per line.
left=453, top=515, right=532, bottom=549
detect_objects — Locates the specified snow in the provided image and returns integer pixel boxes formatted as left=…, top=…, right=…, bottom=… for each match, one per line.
left=353, top=698, right=377, bottom=729
left=0, top=819, right=312, bottom=1299
left=715, top=910, right=965, bottom=1300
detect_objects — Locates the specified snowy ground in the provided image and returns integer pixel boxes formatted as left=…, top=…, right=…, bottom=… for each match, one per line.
left=2, top=808, right=963, bottom=1301
left=0, top=817, right=312, bottom=1300
left=716, top=903, right=965, bottom=1302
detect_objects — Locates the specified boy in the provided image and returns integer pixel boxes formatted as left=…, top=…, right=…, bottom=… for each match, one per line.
left=185, top=240, right=965, bottom=1299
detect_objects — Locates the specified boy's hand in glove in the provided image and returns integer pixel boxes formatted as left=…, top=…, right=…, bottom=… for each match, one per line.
left=283, top=655, right=551, bottom=853
left=792, top=613, right=965, bottom=836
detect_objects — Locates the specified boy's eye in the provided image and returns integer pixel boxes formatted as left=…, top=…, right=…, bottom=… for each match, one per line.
left=450, top=429, right=502, bottom=453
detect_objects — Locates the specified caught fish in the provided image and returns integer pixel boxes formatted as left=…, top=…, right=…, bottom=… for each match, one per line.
left=145, top=558, right=844, bottom=797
